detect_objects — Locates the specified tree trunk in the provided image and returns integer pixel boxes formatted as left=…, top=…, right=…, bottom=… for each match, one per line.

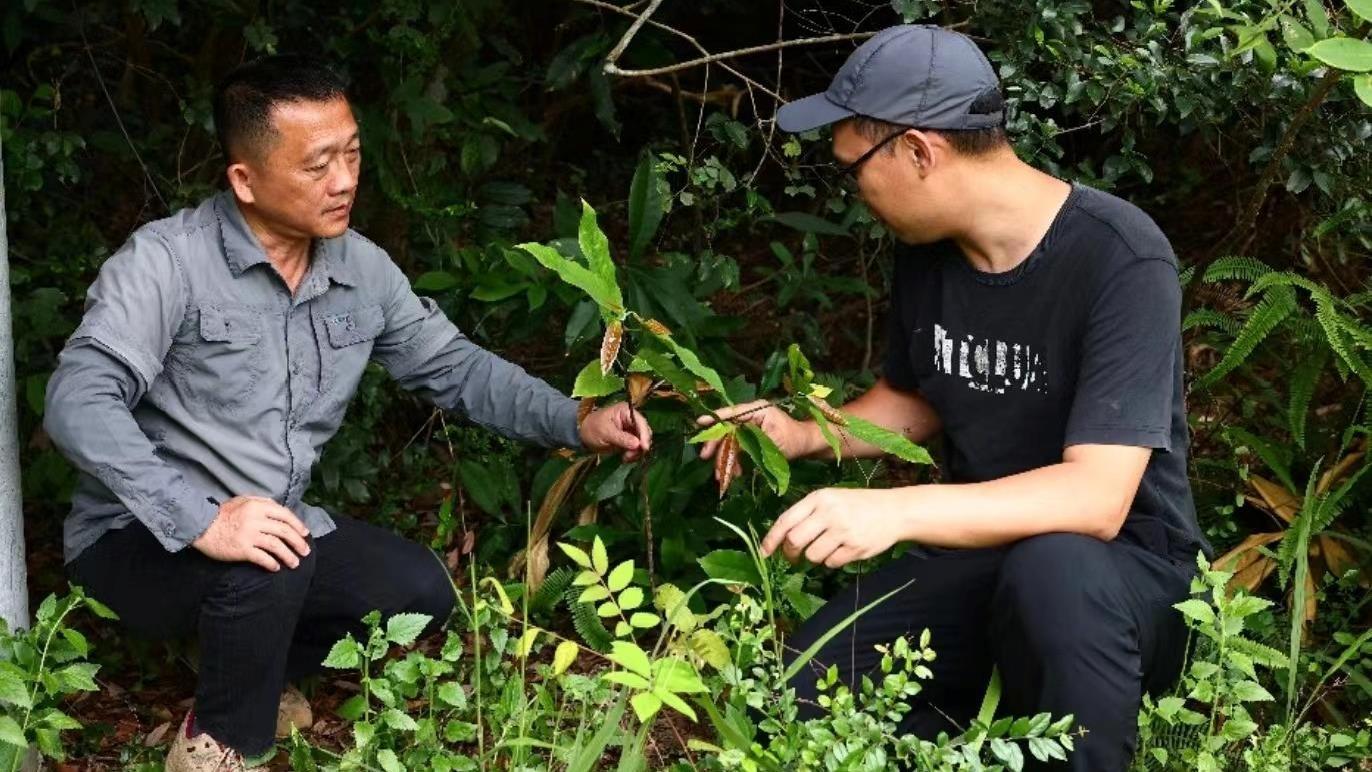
left=0, top=124, right=28, bottom=632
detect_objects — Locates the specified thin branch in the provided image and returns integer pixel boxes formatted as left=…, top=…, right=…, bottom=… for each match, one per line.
left=602, top=0, right=667, bottom=67
left=76, top=7, right=168, bottom=212
left=1220, top=67, right=1344, bottom=257
left=604, top=32, right=875, bottom=78
left=575, top=0, right=782, bottom=100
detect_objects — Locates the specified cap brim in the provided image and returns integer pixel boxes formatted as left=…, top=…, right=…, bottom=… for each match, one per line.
left=776, top=93, right=853, bottom=133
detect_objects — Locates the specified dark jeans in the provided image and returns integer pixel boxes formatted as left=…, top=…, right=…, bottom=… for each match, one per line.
left=67, top=512, right=455, bottom=756
left=784, top=533, right=1192, bottom=772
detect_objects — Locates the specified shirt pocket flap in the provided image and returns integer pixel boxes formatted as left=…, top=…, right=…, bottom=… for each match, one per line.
left=325, top=304, right=385, bottom=348
left=199, top=305, right=261, bottom=343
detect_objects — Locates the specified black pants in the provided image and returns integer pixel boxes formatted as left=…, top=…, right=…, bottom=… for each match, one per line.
left=784, top=533, right=1192, bottom=771
left=67, top=513, right=455, bottom=756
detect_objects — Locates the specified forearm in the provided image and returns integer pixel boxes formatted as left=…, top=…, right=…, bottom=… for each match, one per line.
left=44, top=342, right=219, bottom=552
left=890, top=461, right=1127, bottom=548
left=395, top=331, right=582, bottom=449
left=801, top=378, right=942, bottom=461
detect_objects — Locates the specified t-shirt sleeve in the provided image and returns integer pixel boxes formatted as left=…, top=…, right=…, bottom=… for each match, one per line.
left=1064, top=256, right=1180, bottom=451
left=882, top=257, right=920, bottom=391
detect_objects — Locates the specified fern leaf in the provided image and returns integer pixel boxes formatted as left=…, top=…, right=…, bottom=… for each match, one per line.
left=1183, top=308, right=1240, bottom=335
left=1202, top=256, right=1272, bottom=284
left=566, top=586, right=613, bottom=652
left=1316, top=302, right=1372, bottom=388
left=1198, top=286, right=1297, bottom=388
left=1229, top=636, right=1289, bottom=670
left=1287, top=348, right=1327, bottom=450
left=532, top=567, right=576, bottom=615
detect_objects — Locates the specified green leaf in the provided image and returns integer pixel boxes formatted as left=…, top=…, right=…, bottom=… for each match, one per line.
left=0, top=668, right=32, bottom=709
left=52, top=663, right=99, bottom=692
left=517, top=242, right=624, bottom=317
left=618, top=587, right=644, bottom=611
left=609, top=641, right=653, bottom=677
left=381, top=708, right=418, bottom=731
left=1232, top=680, right=1275, bottom=701
left=437, top=682, right=467, bottom=709
left=592, top=536, right=609, bottom=574
left=1222, top=717, right=1259, bottom=741
left=654, top=658, right=708, bottom=694
left=737, top=424, right=790, bottom=494
left=1345, top=0, right=1372, bottom=24
left=654, top=689, right=699, bottom=722
left=843, top=415, right=933, bottom=464
left=698, top=549, right=761, bottom=586
left=377, top=749, right=404, bottom=772
left=0, top=716, right=26, bottom=748
left=336, top=694, right=367, bottom=721
left=607, top=561, right=635, bottom=593
left=769, top=211, right=849, bottom=236
left=597, top=601, right=620, bottom=617
left=630, top=612, right=660, bottom=629
left=627, top=153, right=667, bottom=259
left=655, top=335, right=731, bottom=403
left=1307, top=37, right=1372, bottom=71
left=687, top=422, right=733, bottom=444
left=578, top=585, right=611, bottom=603
left=1305, top=0, right=1331, bottom=36
left=1279, top=14, right=1316, bottom=51
left=386, top=613, right=433, bottom=647
left=602, top=670, right=651, bottom=689
left=414, top=271, right=460, bottom=292
left=1354, top=74, right=1372, bottom=107
left=572, top=359, right=624, bottom=398
left=630, top=692, right=662, bottom=723
left=558, top=543, right=593, bottom=569
left=577, top=201, right=617, bottom=288
left=1175, top=599, right=1216, bottom=626
left=688, top=630, right=731, bottom=670
left=553, top=641, right=579, bottom=676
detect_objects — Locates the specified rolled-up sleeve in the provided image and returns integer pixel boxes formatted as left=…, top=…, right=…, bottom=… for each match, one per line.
left=44, top=232, right=221, bottom=552
left=370, top=258, right=583, bottom=449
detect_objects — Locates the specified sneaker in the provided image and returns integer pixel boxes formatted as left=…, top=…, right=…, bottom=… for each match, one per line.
left=276, top=684, right=313, bottom=739
left=165, top=711, right=246, bottom=772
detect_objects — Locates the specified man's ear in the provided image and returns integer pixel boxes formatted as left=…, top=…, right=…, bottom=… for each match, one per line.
left=226, top=161, right=256, bottom=205
left=901, top=129, right=938, bottom=177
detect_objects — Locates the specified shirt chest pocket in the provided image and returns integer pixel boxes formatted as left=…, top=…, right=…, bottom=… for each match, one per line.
left=166, top=305, right=267, bottom=412
left=319, top=304, right=385, bottom=399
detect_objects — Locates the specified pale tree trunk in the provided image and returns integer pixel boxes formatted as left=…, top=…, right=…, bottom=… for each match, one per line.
left=0, top=126, right=27, bottom=631
left=0, top=109, right=39, bottom=772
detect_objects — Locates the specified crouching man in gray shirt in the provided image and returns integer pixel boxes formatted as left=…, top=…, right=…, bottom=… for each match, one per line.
left=44, top=55, right=650, bottom=771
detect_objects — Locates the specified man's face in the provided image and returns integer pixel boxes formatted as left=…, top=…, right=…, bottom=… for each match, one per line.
left=831, top=121, right=943, bottom=244
left=229, top=97, right=360, bottom=239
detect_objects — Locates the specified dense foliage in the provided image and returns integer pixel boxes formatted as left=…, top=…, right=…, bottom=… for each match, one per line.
left=3, top=0, right=1371, bottom=767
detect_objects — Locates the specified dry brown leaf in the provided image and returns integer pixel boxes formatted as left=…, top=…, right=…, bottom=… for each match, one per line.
left=577, top=502, right=599, bottom=526
left=1248, top=475, right=1301, bottom=524
left=627, top=373, right=654, bottom=407
left=1317, top=450, right=1363, bottom=495
left=599, top=320, right=623, bottom=375
left=715, top=432, right=740, bottom=499
left=144, top=721, right=172, bottom=747
left=1216, top=531, right=1283, bottom=593
left=512, top=457, right=592, bottom=591
left=806, top=394, right=848, bottom=426
left=641, top=318, right=673, bottom=337
left=1319, top=535, right=1365, bottom=584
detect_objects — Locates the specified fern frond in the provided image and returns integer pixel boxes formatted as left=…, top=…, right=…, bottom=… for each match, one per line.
left=1276, top=460, right=1324, bottom=587
left=1311, top=464, right=1370, bottom=536
left=1287, top=348, right=1327, bottom=449
left=1229, top=636, right=1289, bottom=670
left=532, top=567, right=576, bottom=615
left=1198, top=285, right=1298, bottom=388
left=565, top=586, right=613, bottom=652
left=1202, top=256, right=1273, bottom=284
left=1316, top=302, right=1372, bottom=388
left=1183, top=308, right=1240, bottom=335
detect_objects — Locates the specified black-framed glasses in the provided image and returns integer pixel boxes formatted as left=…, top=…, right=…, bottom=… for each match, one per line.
left=833, top=127, right=909, bottom=191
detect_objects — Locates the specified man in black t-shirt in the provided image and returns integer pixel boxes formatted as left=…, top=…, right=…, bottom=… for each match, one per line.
left=695, top=25, right=1209, bottom=771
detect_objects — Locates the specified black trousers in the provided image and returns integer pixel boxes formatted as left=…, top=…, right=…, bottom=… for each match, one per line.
left=784, top=533, right=1192, bottom=771
left=66, top=512, right=455, bottom=756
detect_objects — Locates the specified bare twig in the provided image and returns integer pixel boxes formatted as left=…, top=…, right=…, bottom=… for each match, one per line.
left=75, top=3, right=168, bottom=212
left=602, top=0, right=668, bottom=67
left=1219, top=67, right=1344, bottom=257
left=604, top=32, right=876, bottom=78
left=574, top=0, right=781, bottom=100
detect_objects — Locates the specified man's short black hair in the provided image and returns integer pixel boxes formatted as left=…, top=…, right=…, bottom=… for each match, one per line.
left=213, top=55, right=348, bottom=162
left=849, top=88, right=1010, bottom=157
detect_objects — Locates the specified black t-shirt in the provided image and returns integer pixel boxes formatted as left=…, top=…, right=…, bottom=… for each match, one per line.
left=883, top=182, right=1210, bottom=562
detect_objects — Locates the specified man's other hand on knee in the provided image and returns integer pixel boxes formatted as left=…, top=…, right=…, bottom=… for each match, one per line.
left=192, top=496, right=312, bottom=572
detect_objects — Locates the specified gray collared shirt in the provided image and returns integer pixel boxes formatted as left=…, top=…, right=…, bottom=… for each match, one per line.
left=46, top=191, right=582, bottom=563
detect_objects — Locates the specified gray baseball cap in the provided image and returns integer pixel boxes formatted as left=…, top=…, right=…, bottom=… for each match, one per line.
left=777, top=24, right=1003, bottom=133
